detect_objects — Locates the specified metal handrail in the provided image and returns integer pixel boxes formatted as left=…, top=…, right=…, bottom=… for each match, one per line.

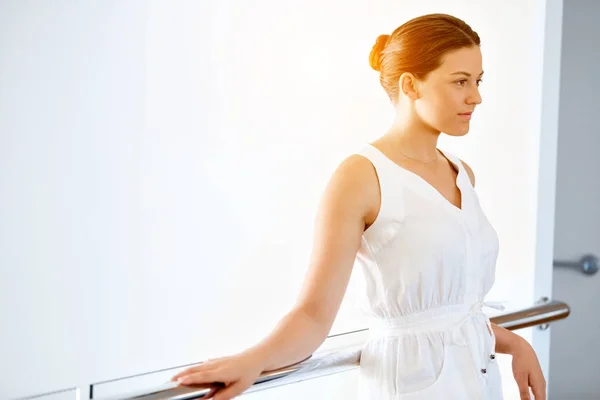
left=106, top=300, right=570, bottom=400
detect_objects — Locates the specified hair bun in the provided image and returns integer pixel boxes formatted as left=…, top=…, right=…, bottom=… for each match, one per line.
left=369, top=34, right=390, bottom=71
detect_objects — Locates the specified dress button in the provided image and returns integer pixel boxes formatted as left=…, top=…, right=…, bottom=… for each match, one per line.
left=481, top=368, right=487, bottom=374
left=490, top=354, right=496, bottom=360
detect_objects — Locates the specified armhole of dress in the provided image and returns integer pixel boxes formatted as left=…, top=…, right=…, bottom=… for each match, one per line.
left=354, top=146, right=389, bottom=234
left=440, top=149, right=472, bottom=189
left=457, top=158, right=475, bottom=188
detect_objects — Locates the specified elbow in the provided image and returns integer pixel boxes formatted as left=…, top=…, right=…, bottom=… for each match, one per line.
left=294, top=303, right=335, bottom=337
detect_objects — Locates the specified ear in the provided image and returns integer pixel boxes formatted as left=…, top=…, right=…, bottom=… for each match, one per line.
left=398, top=72, right=419, bottom=100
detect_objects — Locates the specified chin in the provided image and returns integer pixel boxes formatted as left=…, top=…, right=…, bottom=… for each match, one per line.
left=442, top=125, right=470, bottom=137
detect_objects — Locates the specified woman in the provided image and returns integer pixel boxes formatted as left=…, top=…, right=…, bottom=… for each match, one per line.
left=172, top=13, right=546, bottom=400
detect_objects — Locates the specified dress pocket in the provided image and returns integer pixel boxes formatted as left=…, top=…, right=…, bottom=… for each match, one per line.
left=397, top=337, right=452, bottom=397
left=359, top=333, right=450, bottom=397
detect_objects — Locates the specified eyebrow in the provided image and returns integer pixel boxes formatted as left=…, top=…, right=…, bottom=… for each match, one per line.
left=451, top=71, right=484, bottom=77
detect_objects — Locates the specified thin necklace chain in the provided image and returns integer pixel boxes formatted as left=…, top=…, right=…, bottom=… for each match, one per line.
left=398, top=148, right=439, bottom=164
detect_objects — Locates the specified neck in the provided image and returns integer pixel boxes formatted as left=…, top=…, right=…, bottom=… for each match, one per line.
left=383, top=107, right=441, bottom=161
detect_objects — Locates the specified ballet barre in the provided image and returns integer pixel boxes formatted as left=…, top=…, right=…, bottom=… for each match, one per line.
left=102, top=300, right=570, bottom=400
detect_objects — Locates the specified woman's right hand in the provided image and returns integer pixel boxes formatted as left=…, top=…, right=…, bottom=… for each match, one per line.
left=170, top=351, right=265, bottom=400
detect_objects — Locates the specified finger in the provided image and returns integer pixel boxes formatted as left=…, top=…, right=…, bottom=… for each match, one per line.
left=172, top=367, right=202, bottom=381
left=213, top=380, right=249, bottom=400
left=172, top=361, right=216, bottom=381
left=203, top=387, right=221, bottom=399
left=179, top=370, right=222, bottom=386
left=530, top=377, right=547, bottom=400
left=171, top=370, right=191, bottom=381
left=519, top=387, right=531, bottom=400
left=171, top=369, right=200, bottom=382
left=515, top=375, right=531, bottom=400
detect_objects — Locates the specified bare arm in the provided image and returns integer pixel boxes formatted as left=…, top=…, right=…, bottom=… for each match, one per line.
left=244, top=155, right=379, bottom=371
left=171, top=156, right=380, bottom=398
left=491, top=323, right=525, bottom=355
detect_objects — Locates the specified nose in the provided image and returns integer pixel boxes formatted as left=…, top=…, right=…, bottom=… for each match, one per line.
left=467, top=87, right=482, bottom=105
left=467, top=86, right=482, bottom=106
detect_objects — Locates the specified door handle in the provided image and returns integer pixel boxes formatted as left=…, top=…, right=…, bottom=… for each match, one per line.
left=553, top=254, right=598, bottom=275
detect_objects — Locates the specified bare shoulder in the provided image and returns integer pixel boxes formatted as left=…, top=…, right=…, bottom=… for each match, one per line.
left=334, top=153, right=379, bottom=185
left=459, top=158, right=476, bottom=187
left=328, top=153, right=380, bottom=202
left=324, top=153, right=380, bottom=224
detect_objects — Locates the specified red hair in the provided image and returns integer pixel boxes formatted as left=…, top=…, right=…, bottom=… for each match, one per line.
left=369, top=13, right=481, bottom=103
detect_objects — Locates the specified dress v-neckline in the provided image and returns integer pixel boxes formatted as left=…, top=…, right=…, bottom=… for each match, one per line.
left=367, top=144, right=465, bottom=213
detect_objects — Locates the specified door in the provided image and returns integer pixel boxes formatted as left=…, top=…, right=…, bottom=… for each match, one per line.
left=548, top=1, right=600, bottom=399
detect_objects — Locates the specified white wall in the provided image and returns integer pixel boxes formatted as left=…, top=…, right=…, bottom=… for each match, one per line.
left=0, top=1, right=561, bottom=399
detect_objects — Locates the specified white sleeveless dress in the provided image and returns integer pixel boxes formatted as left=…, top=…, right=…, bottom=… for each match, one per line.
left=353, top=144, right=504, bottom=399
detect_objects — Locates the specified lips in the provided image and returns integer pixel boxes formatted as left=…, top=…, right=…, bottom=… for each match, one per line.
left=458, top=112, right=473, bottom=121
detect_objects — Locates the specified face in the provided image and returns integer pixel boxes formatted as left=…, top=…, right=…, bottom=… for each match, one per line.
left=412, top=46, right=483, bottom=136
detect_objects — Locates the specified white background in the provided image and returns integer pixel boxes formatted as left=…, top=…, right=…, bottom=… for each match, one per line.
left=0, top=1, right=562, bottom=399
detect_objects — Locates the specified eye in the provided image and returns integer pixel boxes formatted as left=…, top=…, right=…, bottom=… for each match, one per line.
left=456, top=79, right=484, bottom=87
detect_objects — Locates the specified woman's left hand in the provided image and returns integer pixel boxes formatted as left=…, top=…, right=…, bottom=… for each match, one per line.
left=511, top=338, right=547, bottom=400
